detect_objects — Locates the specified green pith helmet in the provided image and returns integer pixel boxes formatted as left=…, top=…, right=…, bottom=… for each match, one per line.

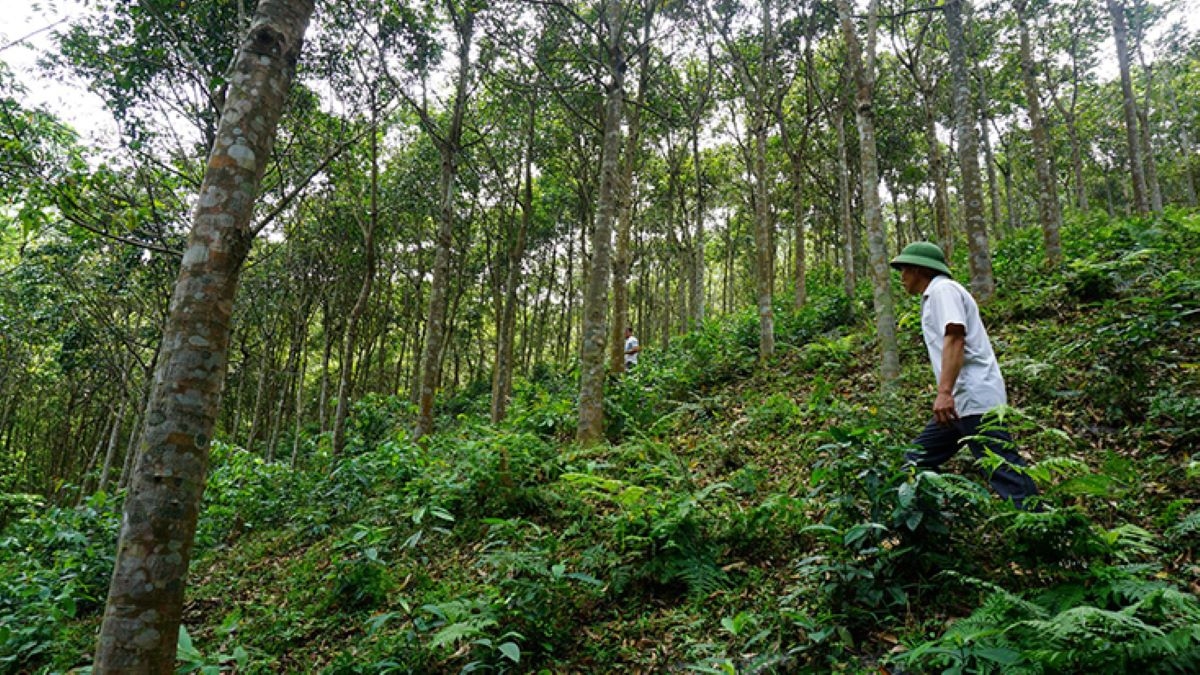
left=890, top=241, right=951, bottom=277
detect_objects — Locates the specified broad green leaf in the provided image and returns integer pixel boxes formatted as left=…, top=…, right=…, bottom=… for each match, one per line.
left=498, top=641, right=521, bottom=663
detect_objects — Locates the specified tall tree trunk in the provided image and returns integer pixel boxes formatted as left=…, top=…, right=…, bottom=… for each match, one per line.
left=1107, top=0, right=1150, bottom=214
left=577, top=0, right=626, bottom=445
left=898, top=12, right=953, bottom=257
left=97, top=401, right=126, bottom=494
left=1162, top=80, right=1197, bottom=206
left=926, top=105, right=953, bottom=256
left=416, top=6, right=475, bottom=440
left=94, top=1, right=313, bottom=668
left=118, top=410, right=140, bottom=490
left=839, top=0, right=898, bottom=382
left=244, top=352, right=269, bottom=451
left=290, top=320, right=308, bottom=469
left=750, top=0, right=777, bottom=361
left=1016, top=0, right=1062, bottom=265
left=318, top=303, right=333, bottom=434
left=751, top=116, right=774, bottom=360
left=490, top=102, right=534, bottom=424
left=790, top=162, right=807, bottom=309
left=976, top=71, right=1002, bottom=233
left=1136, top=57, right=1163, bottom=213
left=689, top=125, right=706, bottom=326
left=609, top=2, right=652, bottom=373
left=1055, top=101, right=1090, bottom=211
left=945, top=0, right=995, bottom=300
left=835, top=104, right=856, bottom=300
left=332, top=128, right=379, bottom=458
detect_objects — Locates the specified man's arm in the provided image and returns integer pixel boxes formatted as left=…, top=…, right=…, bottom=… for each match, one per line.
left=934, top=323, right=966, bottom=425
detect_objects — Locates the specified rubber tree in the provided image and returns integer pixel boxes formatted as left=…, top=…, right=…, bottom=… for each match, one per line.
left=893, top=8, right=954, bottom=260
left=609, top=0, right=656, bottom=375
left=577, top=0, right=630, bottom=445
left=837, top=0, right=899, bottom=383
left=708, top=0, right=782, bottom=361
left=409, top=1, right=478, bottom=440
left=1015, top=0, right=1063, bottom=266
left=1107, top=0, right=1151, bottom=214
left=93, top=0, right=314, bottom=669
left=945, top=0, right=995, bottom=300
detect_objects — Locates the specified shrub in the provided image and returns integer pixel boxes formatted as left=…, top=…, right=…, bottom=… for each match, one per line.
left=0, top=492, right=119, bottom=671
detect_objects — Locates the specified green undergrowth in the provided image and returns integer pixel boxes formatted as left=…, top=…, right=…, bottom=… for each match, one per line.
left=2, top=211, right=1199, bottom=673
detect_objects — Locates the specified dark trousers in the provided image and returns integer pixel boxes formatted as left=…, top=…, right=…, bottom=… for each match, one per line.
left=906, top=414, right=1038, bottom=508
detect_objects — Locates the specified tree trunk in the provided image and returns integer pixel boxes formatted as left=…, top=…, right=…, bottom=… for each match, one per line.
left=290, top=321, right=308, bottom=469
left=576, top=0, right=625, bottom=445
left=244, top=355, right=269, bottom=451
left=94, top=1, right=313, bottom=668
left=416, top=6, right=475, bottom=440
left=318, top=303, right=333, bottom=433
left=333, top=128, right=379, bottom=458
left=689, top=125, right=706, bottom=326
left=835, top=104, right=856, bottom=300
left=945, top=0, right=995, bottom=300
left=490, top=101, right=534, bottom=424
left=609, top=3, right=652, bottom=373
left=791, top=162, right=807, bottom=310
left=1016, top=0, right=1062, bottom=265
left=839, top=0, right=898, bottom=382
left=1107, top=0, right=1150, bottom=214
left=1057, top=103, right=1090, bottom=211
left=1162, top=80, right=1197, bottom=206
left=1136, top=58, right=1163, bottom=214
left=976, top=71, right=1003, bottom=234
left=751, top=0, right=776, bottom=361
left=917, top=80, right=952, bottom=257
left=97, top=401, right=126, bottom=494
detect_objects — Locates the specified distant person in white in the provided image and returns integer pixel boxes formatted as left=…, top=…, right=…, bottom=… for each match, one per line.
left=891, top=242, right=1038, bottom=510
left=623, top=326, right=640, bottom=370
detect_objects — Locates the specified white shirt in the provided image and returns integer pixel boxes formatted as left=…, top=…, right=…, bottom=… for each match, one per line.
left=624, top=335, right=639, bottom=366
left=921, top=275, right=1006, bottom=416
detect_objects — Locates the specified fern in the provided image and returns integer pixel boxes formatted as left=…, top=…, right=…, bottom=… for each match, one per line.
left=901, top=572, right=1200, bottom=674
left=1165, top=508, right=1200, bottom=543
left=1099, top=524, right=1161, bottom=563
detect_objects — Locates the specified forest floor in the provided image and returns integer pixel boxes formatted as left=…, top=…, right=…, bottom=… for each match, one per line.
left=4, top=211, right=1200, bottom=673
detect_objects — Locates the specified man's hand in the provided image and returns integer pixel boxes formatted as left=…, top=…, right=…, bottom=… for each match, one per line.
left=933, top=391, right=958, bottom=425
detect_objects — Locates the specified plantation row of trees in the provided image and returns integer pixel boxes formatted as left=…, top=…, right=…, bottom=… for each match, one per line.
left=2, top=0, right=1197, bottom=500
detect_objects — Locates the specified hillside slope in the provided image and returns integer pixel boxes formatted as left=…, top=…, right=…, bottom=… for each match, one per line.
left=3, top=212, right=1199, bottom=673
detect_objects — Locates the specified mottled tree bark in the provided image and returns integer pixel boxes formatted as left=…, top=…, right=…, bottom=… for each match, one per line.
left=1107, top=0, right=1150, bottom=214
left=838, top=0, right=898, bottom=382
left=945, top=0, right=995, bottom=300
left=416, top=5, right=475, bottom=439
left=577, top=0, right=626, bottom=445
left=835, top=104, right=856, bottom=300
left=94, top=0, right=313, bottom=670
left=609, top=2, right=652, bottom=374
left=1015, top=0, right=1062, bottom=265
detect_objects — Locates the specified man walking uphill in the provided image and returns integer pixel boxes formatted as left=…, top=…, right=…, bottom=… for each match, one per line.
left=891, top=242, right=1039, bottom=509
